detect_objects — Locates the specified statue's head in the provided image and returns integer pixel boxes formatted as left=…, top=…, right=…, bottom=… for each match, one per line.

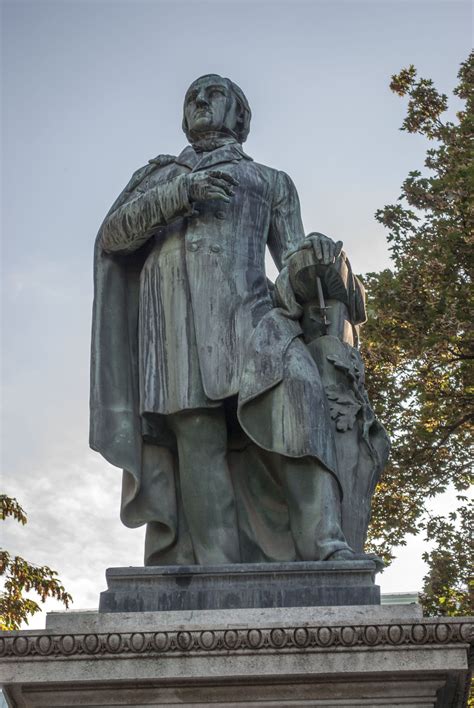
left=182, top=74, right=251, bottom=144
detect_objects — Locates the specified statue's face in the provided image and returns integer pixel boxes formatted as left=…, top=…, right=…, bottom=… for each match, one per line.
left=184, top=76, right=240, bottom=138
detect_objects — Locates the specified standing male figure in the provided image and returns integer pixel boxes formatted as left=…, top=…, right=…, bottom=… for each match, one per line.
left=91, top=74, right=379, bottom=566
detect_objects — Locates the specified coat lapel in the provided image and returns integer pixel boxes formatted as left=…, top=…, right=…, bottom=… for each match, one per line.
left=192, top=143, right=253, bottom=172
left=174, top=145, right=200, bottom=170
left=174, top=143, right=253, bottom=172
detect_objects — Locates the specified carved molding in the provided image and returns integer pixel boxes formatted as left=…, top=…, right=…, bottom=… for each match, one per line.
left=1, top=621, right=472, bottom=660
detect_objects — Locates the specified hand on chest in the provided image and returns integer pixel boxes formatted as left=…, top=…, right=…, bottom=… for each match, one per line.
left=146, top=156, right=274, bottom=241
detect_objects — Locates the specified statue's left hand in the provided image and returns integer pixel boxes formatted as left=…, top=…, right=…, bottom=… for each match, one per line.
left=304, top=232, right=343, bottom=265
left=285, top=233, right=343, bottom=267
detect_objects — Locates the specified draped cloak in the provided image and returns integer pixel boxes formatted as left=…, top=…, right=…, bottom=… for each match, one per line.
left=90, top=144, right=360, bottom=564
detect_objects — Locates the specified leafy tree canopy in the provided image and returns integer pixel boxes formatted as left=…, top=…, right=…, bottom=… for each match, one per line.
left=0, top=495, right=73, bottom=630
left=363, top=52, right=473, bottom=616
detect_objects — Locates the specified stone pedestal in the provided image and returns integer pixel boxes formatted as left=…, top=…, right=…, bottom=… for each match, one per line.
left=99, top=561, right=380, bottom=612
left=1, top=565, right=472, bottom=706
left=1, top=603, right=472, bottom=706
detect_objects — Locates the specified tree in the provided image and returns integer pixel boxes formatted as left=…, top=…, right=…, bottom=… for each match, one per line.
left=0, top=495, right=73, bottom=630
left=362, top=51, right=473, bottom=616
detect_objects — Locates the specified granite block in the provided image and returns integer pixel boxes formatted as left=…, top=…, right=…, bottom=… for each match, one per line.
left=99, top=560, right=380, bottom=612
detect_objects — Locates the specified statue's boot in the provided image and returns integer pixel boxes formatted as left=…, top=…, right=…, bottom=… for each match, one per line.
left=279, top=456, right=353, bottom=561
left=328, top=548, right=385, bottom=571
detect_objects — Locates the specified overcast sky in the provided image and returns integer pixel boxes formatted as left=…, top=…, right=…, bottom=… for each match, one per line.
left=2, top=0, right=471, bottom=627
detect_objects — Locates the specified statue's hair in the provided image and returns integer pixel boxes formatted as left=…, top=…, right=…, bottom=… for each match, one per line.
left=182, top=74, right=251, bottom=143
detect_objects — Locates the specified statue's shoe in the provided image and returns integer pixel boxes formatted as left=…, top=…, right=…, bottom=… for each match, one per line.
left=327, top=549, right=385, bottom=571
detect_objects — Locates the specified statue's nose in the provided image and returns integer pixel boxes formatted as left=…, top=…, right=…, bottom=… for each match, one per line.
left=195, top=92, right=209, bottom=107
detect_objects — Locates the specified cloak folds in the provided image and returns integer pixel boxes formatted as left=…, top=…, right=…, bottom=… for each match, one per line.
left=90, top=161, right=342, bottom=565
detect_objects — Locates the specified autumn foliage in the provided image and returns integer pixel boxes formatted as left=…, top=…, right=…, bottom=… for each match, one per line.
left=0, top=495, right=72, bottom=630
left=362, top=52, right=473, bottom=615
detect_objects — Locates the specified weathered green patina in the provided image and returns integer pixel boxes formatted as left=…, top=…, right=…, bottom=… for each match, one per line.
left=90, top=75, right=389, bottom=565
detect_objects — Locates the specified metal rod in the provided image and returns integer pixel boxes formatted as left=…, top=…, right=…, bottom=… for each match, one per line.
left=316, top=276, right=330, bottom=333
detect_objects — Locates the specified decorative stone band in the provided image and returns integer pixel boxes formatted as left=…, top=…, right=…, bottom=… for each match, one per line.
left=1, top=620, right=472, bottom=659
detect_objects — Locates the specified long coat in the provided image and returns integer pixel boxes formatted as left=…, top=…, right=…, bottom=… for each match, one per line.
left=90, top=142, right=340, bottom=563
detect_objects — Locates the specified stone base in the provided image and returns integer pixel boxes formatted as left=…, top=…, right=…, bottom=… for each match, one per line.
left=1, top=604, right=472, bottom=706
left=99, top=561, right=380, bottom=612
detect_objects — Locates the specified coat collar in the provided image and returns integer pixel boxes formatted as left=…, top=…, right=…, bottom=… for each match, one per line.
left=174, top=143, right=253, bottom=172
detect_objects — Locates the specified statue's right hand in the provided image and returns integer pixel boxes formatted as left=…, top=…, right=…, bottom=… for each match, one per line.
left=186, top=170, right=239, bottom=203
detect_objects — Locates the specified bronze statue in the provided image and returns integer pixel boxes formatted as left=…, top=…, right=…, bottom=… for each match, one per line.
left=90, top=74, right=389, bottom=565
